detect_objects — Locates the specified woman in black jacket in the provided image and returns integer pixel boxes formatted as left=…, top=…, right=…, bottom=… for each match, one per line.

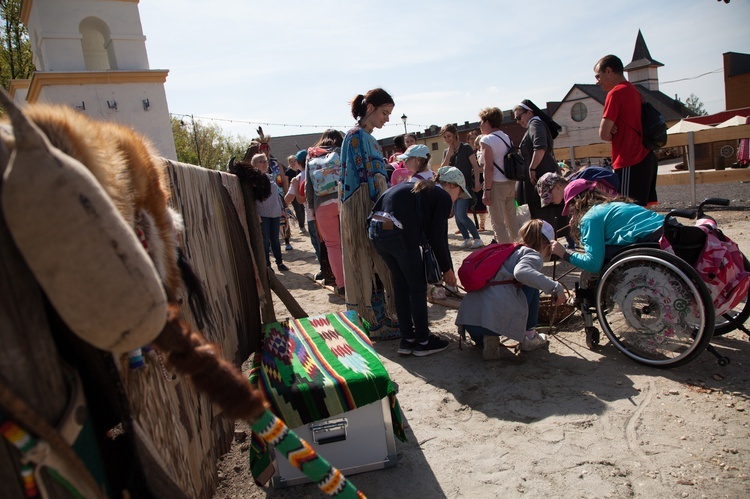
left=368, top=166, right=469, bottom=357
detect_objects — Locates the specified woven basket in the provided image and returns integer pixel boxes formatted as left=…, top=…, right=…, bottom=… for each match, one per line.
left=538, top=282, right=577, bottom=326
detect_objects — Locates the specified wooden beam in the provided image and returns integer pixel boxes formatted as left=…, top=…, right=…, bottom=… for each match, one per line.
left=657, top=167, right=750, bottom=186
left=554, top=124, right=750, bottom=160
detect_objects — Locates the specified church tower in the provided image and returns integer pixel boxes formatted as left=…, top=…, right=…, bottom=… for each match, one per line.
left=623, top=30, right=664, bottom=92
left=11, top=0, right=176, bottom=159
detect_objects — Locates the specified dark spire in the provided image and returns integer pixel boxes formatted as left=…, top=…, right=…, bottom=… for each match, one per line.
left=624, top=30, right=664, bottom=71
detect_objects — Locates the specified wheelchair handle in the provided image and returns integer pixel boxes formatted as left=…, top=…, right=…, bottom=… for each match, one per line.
left=697, top=198, right=730, bottom=218
left=665, top=209, right=697, bottom=224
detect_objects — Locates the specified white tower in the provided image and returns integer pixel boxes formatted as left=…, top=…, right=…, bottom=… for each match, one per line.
left=11, top=0, right=176, bottom=159
left=623, top=30, right=663, bottom=92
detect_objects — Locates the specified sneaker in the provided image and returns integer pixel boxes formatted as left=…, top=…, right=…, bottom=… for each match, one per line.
left=277, top=263, right=290, bottom=272
left=460, top=239, right=473, bottom=249
left=412, top=334, right=449, bottom=357
left=314, top=271, right=324, bottom=281
left=470, top=238, right=484, bottom=249
left=397, top=339, right=415, bottom=355
left=336, top=287, right=345, bottom=296
left=285, top=243, right=294, bottom=251
left=520, top=332, right=549, bottom=352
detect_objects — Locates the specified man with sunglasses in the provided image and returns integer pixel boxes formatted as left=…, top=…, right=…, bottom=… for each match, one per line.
left=594, top=54, right=658, bottom=207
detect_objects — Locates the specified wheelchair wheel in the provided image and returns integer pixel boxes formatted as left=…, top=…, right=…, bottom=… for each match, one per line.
left=713, top=255, right=750, bottom=337
left=595, top=248, right=715, bottom=368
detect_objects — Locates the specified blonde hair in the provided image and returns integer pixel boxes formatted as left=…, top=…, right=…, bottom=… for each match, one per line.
left=518, top=219, right=548, bottom=253
left=250, top=153, right=267, bottom=167
left=567, top=189, right=631, bottom=242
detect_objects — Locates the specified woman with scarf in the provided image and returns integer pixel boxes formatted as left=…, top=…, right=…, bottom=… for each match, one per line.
left=340, top=88, right=398, bottom=334
left=513, top=99, right=564, bottom=233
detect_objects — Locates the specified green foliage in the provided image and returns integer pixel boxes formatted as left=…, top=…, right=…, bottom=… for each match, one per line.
left=1, top=0, right=34, bottom=90
left=171, top=116, right=250, bottom=171
left=682, top=93, right=709, bottom=116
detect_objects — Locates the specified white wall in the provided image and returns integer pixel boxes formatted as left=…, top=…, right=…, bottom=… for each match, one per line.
left=37, top=82, right=176, bottom=159
left=552, top=88, right=605, bottom=150
left=26, top=0, right=148, bottom=72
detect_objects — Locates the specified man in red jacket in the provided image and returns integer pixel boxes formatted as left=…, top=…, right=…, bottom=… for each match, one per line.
left=594, top=54, right=658, bottom=206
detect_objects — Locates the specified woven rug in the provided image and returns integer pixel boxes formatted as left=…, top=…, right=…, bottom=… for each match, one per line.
left=248, top=310, right=406, bottom=483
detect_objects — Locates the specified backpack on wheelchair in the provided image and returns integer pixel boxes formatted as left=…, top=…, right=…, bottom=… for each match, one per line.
left=575, top=198, right=749, bottom=369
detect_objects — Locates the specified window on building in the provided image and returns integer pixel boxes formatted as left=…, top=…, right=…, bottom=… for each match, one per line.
left=431, top=142, right=438, bottom=151
left=80, top=17, right=115, bottom=70
left=571, top=102, right=587, bottom=122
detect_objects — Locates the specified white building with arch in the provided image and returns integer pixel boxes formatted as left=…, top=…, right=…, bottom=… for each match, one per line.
left=11, top=0, right=176, bottom=159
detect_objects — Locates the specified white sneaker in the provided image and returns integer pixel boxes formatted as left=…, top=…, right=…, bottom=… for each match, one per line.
left=520, top=332, right=549, bottom=351
left=470, top=238, right=484, bottom=249
left=460, top=239, right=473, bottom=249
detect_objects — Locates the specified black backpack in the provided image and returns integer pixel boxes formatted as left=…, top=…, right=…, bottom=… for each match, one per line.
left=640, top=100, right=667, bottom=150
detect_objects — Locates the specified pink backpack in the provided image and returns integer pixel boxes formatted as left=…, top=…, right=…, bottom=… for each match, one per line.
left=661, top=220, right=750, bottom=317
left=458, top=243, right=520, bottom=292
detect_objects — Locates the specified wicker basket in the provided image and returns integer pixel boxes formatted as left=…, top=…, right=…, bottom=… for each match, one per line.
left=538, top=282, right=577, bottom=326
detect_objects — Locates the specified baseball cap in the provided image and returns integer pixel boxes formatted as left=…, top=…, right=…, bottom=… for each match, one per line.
left=562, top=179, right=598, bottom=216
left=396, top=144, right=429, bottom=160
left=295, top=149, right=307, bottom=164
left=436, top=166, right=472, bottom=199
left=540, top=220, right=556, bottom=242
left=536, top=172, right=566, bottom=207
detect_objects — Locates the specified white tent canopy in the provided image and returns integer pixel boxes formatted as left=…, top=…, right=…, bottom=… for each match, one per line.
left=715, top=115, right=750, bottom=128
left=667, top=119, right=712, bottom=134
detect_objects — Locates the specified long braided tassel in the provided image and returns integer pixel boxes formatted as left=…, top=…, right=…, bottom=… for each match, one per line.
left=154, top=303, right=366, bottom=498
left=251, top=411, right=365, bottom=498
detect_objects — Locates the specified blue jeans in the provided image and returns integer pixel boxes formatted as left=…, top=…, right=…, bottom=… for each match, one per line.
left=454, top=197, right=480, bottom=240
left=369, top=223, right=429, bottom=342
left=307, top=220, right=322, bottom=269
left=466, top=285, right=539, bottom=345
left=261, top=216, right=283, bottom=267
left=522, top=285, right=539, bottom=330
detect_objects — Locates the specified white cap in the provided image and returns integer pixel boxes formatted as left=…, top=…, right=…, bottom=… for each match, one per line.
left=541, top=221, right=556, bottom=242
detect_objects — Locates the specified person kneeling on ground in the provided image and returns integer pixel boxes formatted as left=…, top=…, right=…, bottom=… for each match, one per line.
left=456, top=219, right=566, bottom=360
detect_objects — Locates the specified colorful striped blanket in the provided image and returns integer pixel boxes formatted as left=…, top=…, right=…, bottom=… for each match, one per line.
left=249, top=311, right=406, bottom=482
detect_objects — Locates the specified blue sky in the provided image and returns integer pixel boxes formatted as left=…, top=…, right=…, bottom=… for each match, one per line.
left=139, top=0, right=749, bottom=141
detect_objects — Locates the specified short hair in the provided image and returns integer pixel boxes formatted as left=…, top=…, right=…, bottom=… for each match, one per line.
left=250, top=153, right=267, bottom=167
left=393, top=134, right=406, bottom=152
left=440, top=123, right=458, bottom=136
left=350, top=88, right=394, bottom=120
left=479, top=107, right=503, bottom=128
left=287, top=155, right=297, bottom=164
left=595, top=54, right=624, bottom=75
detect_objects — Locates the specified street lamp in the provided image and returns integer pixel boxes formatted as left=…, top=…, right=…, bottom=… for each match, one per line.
left=401, top=114, right=408, bottom=133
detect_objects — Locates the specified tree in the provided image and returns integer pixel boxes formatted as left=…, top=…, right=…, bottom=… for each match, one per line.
left=1, top=0, right=34, bottom=91
left=171, top=116, right=249, bottom=170
left=683, top=93, right=709, bottom=116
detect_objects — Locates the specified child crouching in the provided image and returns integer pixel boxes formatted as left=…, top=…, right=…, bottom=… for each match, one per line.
left=456, top=219, right=566, bottom=360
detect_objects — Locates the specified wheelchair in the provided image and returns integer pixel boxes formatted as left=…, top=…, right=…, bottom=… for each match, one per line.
left=575, top=198, right=750, bottom=369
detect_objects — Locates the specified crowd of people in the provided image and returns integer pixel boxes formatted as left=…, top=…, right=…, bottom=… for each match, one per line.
left=245, top=53, right=661, bottom=360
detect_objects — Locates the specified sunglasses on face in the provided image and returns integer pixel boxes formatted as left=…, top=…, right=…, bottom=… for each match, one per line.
left=514, top=113, right=525, bottom=121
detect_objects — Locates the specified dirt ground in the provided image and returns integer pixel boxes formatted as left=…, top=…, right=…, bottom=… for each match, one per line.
left=214, top=208, right=750, bottom=499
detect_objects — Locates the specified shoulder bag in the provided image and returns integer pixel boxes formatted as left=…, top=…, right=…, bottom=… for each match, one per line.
left=415, top=191, right=442, bottom=284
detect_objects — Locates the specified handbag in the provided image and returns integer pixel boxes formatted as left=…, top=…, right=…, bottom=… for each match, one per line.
left=415, top=191, right=443, bottom=284
left=421, top=242, right=442, bottom=285
left=492, top=133, right=527, bottom=182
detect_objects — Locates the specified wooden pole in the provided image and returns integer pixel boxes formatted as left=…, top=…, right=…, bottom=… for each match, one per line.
left=268, top=272, right=307, bottom=319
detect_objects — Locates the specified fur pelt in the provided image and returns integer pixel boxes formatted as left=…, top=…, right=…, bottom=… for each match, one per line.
left=229, top=159, right=272, bottom=201
left=1, top=103, right=181, bottom=298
